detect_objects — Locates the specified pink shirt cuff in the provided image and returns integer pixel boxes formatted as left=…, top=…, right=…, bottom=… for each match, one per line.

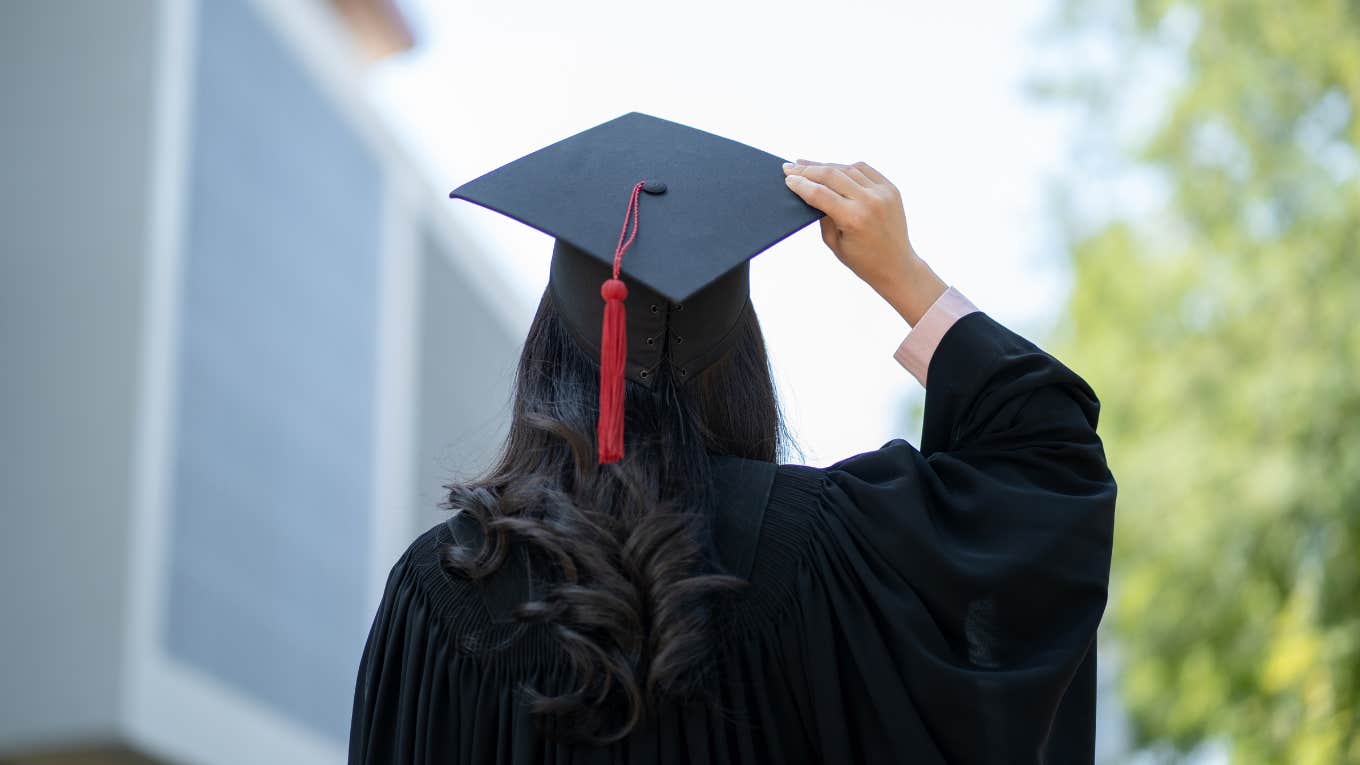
left=892, top=286, right=979, bottom=387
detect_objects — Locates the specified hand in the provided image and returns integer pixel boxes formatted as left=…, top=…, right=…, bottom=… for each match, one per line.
left=783, top=159, right=947, bottom=325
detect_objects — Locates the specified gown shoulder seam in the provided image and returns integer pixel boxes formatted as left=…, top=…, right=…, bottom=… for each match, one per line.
left=710, top=463, right=829, bottom=641
left=396, top=519, right=566, bottom=673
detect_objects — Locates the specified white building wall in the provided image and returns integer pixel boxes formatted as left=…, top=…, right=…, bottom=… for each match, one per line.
left=0, top=1, right=525, bottom=762
left=0, top=0, right=161, bottom=750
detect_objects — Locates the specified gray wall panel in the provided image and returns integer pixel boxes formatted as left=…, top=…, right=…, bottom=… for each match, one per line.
left=412, top=236, right=519, bottom=528
left=164, top=0, right=380, bottom=745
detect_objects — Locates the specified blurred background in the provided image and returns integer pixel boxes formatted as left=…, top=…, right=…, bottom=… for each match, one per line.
left=0, top=0, right=1355, bottom=763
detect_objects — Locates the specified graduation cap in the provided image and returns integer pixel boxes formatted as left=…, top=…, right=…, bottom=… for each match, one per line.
left=449, top=112, right=822, bottom=464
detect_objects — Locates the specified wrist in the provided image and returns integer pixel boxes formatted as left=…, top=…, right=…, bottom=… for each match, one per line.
left=879, top=252, right=947, bottom=326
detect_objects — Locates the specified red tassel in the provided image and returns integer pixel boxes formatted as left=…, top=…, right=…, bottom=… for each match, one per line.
left=598, top=277, right=628, bottom=463
left=597, top=181, right=646, bottom=465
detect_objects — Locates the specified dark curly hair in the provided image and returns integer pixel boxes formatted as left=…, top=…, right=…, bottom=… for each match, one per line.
left=436, top=287, right=787, bottom=744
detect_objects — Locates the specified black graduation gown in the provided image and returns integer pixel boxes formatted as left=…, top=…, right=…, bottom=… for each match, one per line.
left=348, top=311, right=1117, bottom=764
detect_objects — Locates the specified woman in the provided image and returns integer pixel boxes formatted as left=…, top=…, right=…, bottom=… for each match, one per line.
left=349, top=115, right=1116, bottom=764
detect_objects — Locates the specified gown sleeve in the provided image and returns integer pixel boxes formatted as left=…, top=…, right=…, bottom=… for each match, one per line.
left=795, top=310, right=1116, bottom=763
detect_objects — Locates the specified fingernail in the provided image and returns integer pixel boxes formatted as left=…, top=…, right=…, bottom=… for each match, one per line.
left=785, top=175, right=799, bottom=185
left=782, top=162, right=794, bottom=171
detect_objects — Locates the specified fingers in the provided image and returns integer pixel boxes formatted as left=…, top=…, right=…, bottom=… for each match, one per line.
left=784, top=161, right=863, bottom=199
left=839, top=164, right=874, bottom=187
left=790, top=159, right=894, bottom=194
left=849, top=161, right=888, bottom=185
left=785, top=158, right=901, bottom=233
left=795, top=159, right=872, bottom=187
left=784, top=171, right=851, bottom=219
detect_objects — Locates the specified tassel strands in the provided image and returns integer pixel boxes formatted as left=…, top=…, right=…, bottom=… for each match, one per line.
left=597, top=181, right=646, bottom=464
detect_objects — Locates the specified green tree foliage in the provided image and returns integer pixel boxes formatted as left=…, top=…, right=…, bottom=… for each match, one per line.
left=1047, top=0, right=1360, bottom=761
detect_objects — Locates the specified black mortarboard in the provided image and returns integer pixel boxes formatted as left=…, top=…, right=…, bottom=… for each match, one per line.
left=448, top=111, right=821, bottom=463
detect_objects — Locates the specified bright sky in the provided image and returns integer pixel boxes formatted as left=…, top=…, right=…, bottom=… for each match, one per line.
left=366, top=0, right=1073, bottom=465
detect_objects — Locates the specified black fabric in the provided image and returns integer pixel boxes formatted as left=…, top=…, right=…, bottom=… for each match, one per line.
left=707, top=454, right=777, bottom=579
left=349, top=312, right=1117, bottom=764
left=450, top=112, right=822, bottom=384
left=448, top=112, right=821, bottom=305
left=446, top=512, right=538, bottom=625
left=548, top=239, right=756, bottom=386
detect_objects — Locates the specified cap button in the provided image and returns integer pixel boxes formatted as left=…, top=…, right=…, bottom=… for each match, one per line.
left=642, top=180, right=667, bottom=195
